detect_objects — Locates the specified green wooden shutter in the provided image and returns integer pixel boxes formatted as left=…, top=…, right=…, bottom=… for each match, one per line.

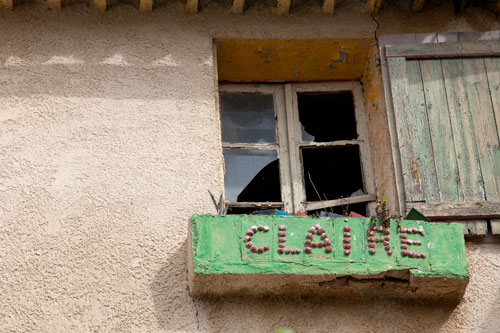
left=381, top=33, right=500, bottom=235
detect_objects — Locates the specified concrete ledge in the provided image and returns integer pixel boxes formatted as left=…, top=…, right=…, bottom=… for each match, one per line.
left=188, top=215, right=469, bottom=301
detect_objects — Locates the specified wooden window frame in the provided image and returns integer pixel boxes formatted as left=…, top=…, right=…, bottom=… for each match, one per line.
left=219, top=82, right=376, bottom=214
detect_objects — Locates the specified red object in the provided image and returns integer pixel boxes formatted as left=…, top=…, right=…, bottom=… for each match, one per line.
left=369, top=248, right=376, bottom=254
left=325, top=246, right=332, bottom=253
left=349, top=211, right=366, bottom=218
left=305, top=247, right=312, bottom=254
left=296, top=212, right=308, bottom=217
left=344, top=249, right=351, bottom=255
left=344, top=226, right=351, bottom=232
left=344, top=243, right=351, bottom=249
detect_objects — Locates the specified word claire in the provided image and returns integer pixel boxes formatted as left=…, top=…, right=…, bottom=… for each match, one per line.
left=244, top=223, right=426, bottom=259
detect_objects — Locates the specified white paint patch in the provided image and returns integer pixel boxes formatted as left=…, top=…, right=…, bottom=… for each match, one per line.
left=101, top=54, right=129, bottom=66
left=4, top=56, right=29, bottom=66
left=152, top=55, right=180, bottom=67
left=43, top=56, right=84, bottom=65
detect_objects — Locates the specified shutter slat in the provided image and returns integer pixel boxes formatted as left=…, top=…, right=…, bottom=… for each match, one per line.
left=420, top=59, right=460, bottom=202
left=441, top=59, right=485, bottom=202
left=463, top=58, right=500, bottom=201
left=387, top=57, right=439, bottom=203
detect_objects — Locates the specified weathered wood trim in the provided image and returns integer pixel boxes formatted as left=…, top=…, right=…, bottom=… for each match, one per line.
left=185, top=0, right=198, bottom=13
left=411, top=0, right=425, bottom=12
left=275, top=0, right=290, bottom=15
left=93, top=0, right=107, bottom=11
left=0, top=0, right=13, bottom=10
left=46, top=0, right=61, bottom=10
left=286, top=84, right=304, bottom=212
left=225, top=201, right=284, bottom=208
left=230, top=0, right=245, bottom=14
left=455, top=220, right=488, bottom=236
left=491, top=220, right=500, bottom=235
left=366, top=0, right=382, bottom=14
left=275, top=86, right=294, bottom=213
left=408, top=202, right=500, bottom=220
left=386, top=41, right=500, bottom=59
left=351, top=84, right=377, bottom=215
left=322, top=0, right=335, bottom=15
left=299, top=140, right=362, bottom=148
left=139, top=0, right=153, bottom=12
left=379, top=35, right=420, bottom=216
left=306, top=194, right=376, bottom=211
left=222, top=143, right=279, bottom=150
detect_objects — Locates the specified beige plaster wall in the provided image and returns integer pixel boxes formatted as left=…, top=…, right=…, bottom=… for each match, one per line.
left=0, top=1, right=499, bottom=331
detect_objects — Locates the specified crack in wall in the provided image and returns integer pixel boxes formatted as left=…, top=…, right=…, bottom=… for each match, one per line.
left=370, top=12, right=380, bottom=41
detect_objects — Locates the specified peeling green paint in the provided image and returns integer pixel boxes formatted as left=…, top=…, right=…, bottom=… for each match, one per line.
left=191, top=215, right=469, bottom=280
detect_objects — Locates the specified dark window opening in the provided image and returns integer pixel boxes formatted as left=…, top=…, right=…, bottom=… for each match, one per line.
left=302, top=146, right=364, bottom=202
left=298, top=92, right=358, bottom=142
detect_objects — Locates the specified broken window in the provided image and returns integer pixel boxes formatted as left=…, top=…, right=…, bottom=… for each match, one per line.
left=219, top=83, right=375, bottom=215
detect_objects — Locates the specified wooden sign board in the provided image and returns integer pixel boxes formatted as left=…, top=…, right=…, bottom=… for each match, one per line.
left=188, top=215, right=469, bottom=301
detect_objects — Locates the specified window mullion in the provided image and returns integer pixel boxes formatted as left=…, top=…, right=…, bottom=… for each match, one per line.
left=275, top=85, right=293, bottom=213
left=285, top=83, right=306, bottom=213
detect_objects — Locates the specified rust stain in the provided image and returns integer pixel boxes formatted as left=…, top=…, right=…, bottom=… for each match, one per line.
left=411, top=160, right=422, bottom=188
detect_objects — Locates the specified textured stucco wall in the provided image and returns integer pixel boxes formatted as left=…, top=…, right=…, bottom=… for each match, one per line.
left=0, top=1, right=499, bottom=332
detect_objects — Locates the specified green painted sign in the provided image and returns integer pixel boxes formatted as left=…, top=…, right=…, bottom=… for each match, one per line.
left=191, top=215, right=469, bottom=279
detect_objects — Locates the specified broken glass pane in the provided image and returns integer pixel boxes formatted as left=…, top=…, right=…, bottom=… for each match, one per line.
left=298, top=92, right=358, bottom=142
left=223, top=149, right=281, bottom=202
left=302, top=146, right=363, bottom=202
left=220, top=93, right=276, bottom=144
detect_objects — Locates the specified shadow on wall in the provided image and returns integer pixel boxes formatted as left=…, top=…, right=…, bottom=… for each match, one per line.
left=152, top=239, right=203, bottom=331
left=151, top=239, right=459, bottom=332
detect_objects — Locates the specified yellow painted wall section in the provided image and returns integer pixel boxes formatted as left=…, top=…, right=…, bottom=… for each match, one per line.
left=217, top=39, right=375, bottom=82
